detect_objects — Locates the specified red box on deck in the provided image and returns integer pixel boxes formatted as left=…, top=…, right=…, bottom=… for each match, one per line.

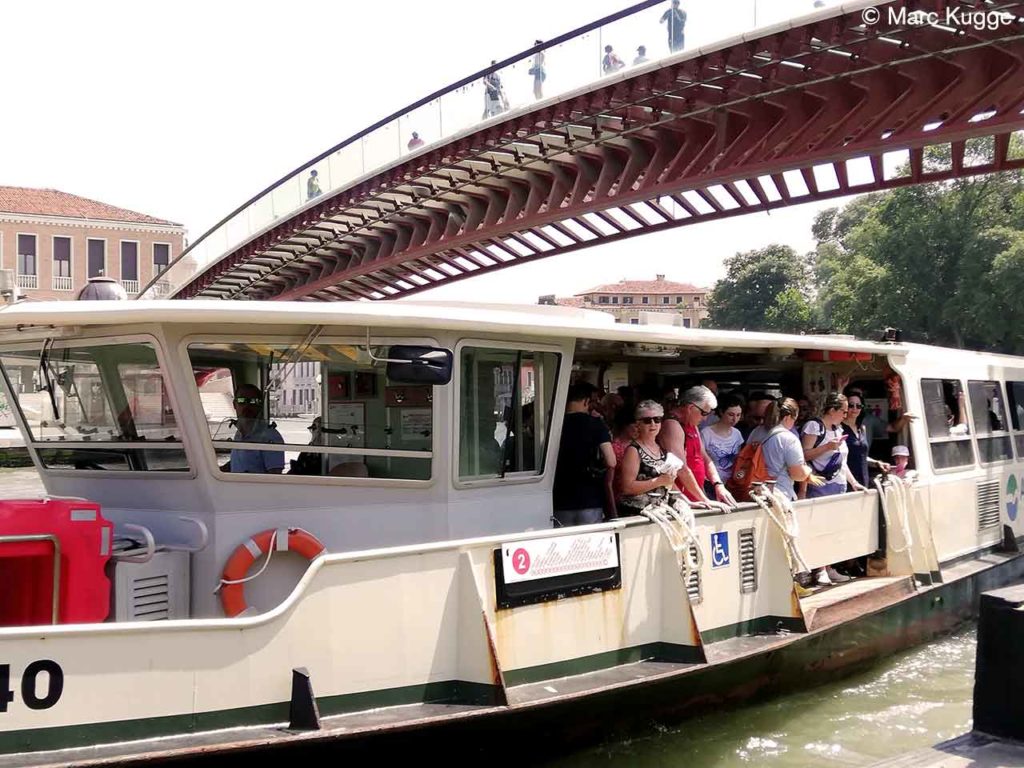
left=0, top=499, right=113, bottom=626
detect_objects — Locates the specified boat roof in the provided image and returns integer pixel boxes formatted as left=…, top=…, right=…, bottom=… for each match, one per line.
left=0, top=299, right=914, bottom=357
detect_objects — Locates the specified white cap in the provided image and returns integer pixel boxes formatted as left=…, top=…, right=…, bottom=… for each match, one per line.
left=892, top=445, right=910, bottom=457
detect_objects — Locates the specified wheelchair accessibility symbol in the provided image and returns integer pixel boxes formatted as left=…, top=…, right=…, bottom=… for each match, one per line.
left=710, top=532, right=730, bottom=569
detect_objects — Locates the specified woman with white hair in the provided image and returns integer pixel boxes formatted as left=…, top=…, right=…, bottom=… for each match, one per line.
left=660, top=385, right=737, bottom=510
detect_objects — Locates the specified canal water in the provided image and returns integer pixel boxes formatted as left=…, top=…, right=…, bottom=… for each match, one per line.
left=549, top=627, right=976, bottom=767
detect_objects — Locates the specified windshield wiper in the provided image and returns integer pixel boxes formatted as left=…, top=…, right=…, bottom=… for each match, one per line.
left=38, top=338, right=61, bottom=423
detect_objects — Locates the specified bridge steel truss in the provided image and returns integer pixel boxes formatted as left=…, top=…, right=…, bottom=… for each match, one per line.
left=180, top=1, right=1024, bottom=301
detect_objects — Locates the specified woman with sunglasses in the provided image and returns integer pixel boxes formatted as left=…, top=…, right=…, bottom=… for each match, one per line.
left=617, top=401, right=679, bottom=513
left=801, top=392, right=864, bottom=498
left=842, top=392, right=891, bottom=488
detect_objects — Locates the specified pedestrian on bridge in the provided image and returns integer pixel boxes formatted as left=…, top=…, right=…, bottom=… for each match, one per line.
left=661, top=0, right=687, bottom=53
left=482, top=62, right=508, bottom=119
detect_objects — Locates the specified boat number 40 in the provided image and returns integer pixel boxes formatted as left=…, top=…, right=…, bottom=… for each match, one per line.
left=0, top=661, right=63, bottom=712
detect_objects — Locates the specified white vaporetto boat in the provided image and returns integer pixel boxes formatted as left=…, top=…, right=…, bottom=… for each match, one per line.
left=0, top=298, right=1022, bottom=766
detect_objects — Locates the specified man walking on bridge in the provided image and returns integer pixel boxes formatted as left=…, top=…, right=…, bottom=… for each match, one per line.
left=661, top=0, right=687, bottom=53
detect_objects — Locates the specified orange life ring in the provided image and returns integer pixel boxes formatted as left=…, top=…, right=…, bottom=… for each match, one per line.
left=219, top=527, right=326, bottom=617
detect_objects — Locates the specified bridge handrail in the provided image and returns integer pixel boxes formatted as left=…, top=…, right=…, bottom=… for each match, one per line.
left=140, top=0, right=858, bottom=301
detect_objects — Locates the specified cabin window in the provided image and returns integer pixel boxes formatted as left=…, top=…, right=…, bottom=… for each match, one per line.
left=921, top=379, right=974, bottom=470
left=457, top=346, right=560, bottom=480
left=187, top=339, right=435, bottom=481
left=968, top=380, right=1012, bottom=464
left=0, top=339, right=187, bottom=472
left=1006, top=381, right=1024, bottom=458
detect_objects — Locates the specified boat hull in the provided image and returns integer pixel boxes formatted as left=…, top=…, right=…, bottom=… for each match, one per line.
left=5, top=548, right=1019, bottom=768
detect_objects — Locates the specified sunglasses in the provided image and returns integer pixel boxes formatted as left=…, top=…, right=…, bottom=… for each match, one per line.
left=234, top=396, right=262, bottom=406
left=848, top=403, right=863, bottom=409
left=639, top=416, right=663, bottom=425
left=693, top=404, right=711, bottom=416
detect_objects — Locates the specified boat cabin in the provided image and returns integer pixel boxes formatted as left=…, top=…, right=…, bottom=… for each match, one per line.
left=0, top=300, right=1021, bottom=620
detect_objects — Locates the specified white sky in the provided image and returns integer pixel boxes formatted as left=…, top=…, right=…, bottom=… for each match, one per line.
left=0, top=0, right=856, bottom=302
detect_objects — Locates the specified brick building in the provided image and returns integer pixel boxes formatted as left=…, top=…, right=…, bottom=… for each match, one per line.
left=0, top=187, right=186, bottom=300
left=539, top=274, right=709, bottom=327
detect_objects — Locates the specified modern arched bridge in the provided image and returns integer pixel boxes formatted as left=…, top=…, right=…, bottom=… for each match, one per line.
left=146, top=0, right=1024, bottom=302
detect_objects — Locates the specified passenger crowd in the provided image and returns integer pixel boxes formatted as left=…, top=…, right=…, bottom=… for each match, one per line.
left=552, top=378, right=917, bottom=589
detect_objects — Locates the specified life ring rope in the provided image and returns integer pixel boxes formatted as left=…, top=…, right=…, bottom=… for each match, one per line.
left=218, top=527, right=326, bottom=617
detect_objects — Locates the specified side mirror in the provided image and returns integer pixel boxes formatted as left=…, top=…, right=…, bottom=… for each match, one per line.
left=385, top=346, right=453, bottom=386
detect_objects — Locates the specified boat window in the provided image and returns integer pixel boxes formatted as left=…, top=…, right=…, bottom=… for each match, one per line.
left=968, top=380, right=1012, bottom=464
left=0, top=340, right=187, bottom=472
left=920, top=379, right=974, bottom=470
left=458, top=346, right=560, bottom=480
left=1006, top=381, right=1024, bottom=458
left=187, top=340, right=436, bottom=481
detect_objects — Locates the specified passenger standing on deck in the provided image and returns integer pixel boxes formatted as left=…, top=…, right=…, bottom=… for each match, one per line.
left=660, top=0, right=687, bottom=53
left=739, top=391, right=774, bottom=442
left=602, top=45, right=625, bottom=74
left=552, top=382, right=617, bottom=526
left=801, top=392, right=865, bottom=498
left=407, top=132, right=425, bottom=151
left=660, top=386, right=737, bottom=509
left=617, top=400, right=678, bottom=512
left=633, top=45, right=649, bottom=65
left=701, top=395, right=744, bottom=489
left=529, top=41, right=546, bottom=99
left=759, top=398, right=820, bottom=501
left=841, top=392, right=891, bottom=488
left=226, top=384, right=285, bottom=474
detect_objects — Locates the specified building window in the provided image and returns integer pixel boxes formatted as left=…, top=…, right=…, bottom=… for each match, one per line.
left=153, top=243, right=170, bottom=274
left=630, top=318, right=639, bottom=325
left=622, top=296, right=633, bottom=305
left=87, top=239, right=106, bottom=278
left=662, top=296, right=670, bottom=304
left=16, top=234, right=37, bottom=276
left=693, top=296, right=701, bottom=307
left=120, top=242, right=139, bottom=281
left=598, top=296, right=609, bottom=305
left=52, top=236, right=72, bottom=290
left=676, top=296, right=682, bottom=303
left=611, top=296, right=619, bottom=304
left=15, top=235, right=37, bottom=289
left=642, top=296, right=649, bottom=305
left=683, top=318, right=691, bottom=328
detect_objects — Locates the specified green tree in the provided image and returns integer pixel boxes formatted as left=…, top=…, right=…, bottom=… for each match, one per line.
left=812, top=161, right=1024, bottom=352
left=705, top=245, right=815, bottom=332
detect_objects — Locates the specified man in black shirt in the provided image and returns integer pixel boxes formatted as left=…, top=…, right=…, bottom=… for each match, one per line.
left=552, top=382, right=616, bottom=527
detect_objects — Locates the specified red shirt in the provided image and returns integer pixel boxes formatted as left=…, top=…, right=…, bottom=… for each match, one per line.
left=683, top=423, right=706, bottom=501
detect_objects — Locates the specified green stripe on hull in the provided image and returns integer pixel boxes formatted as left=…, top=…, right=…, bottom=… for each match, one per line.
left=0, top=680, right=501, bottom=755
left=700, top=615, right=807, bottom=645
